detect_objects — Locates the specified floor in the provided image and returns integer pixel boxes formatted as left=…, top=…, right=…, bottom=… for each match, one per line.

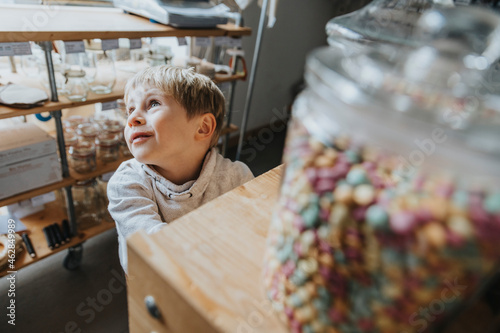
left=2, top=126, right=500, bottom=333
left=0, top=128, right=288, bottom=333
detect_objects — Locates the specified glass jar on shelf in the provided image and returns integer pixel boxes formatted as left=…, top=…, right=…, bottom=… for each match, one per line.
left=102, top=120, right=129, bottom=157
left=68, top=141, right=96, bottom=174
left=63, top=115, right=86, bottom=131
left=72, top=178, right=107, bottom=230
left=96, top=132, right=120, bottom=163
left=86, top=49, right=116, bottom=95
left=64, top=69, right=89, bottom=102
left=263, top=6, right=500, bottom=333
left=76, top=122, right=100, bottom=144
left=63, top=129, right=78, bottom=154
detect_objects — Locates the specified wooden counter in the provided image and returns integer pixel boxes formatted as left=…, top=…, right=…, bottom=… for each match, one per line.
left=127, top=165, right=288, bottom=333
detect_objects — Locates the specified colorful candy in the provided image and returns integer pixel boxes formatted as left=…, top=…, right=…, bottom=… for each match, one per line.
left=263, top=119, right=500, bottom=333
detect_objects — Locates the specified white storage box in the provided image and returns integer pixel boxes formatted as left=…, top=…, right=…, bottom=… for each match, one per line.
left=0, top=154, right=62, bottom=200
left=0, top=123, right=58, bottom=167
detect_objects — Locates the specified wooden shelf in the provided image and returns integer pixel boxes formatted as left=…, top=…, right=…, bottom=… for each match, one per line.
left=0, top=71, right=247, bottom=121
left=0, top=70, right=132, bottom=121
left=70, top=153, right=132, bottom=181
left=0, top=154, right=131, bottom=207
left=0, top=200, right=115, bottom=277
left=0, top=177, right=74, bottom=208
left=0, top=122, right=236, bottom=207
left=213, top=73, right=246, bottom=84
left=0, top=4, right=251, bottom=43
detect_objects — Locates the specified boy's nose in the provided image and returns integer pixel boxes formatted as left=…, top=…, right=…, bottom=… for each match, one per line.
left=127, top=114, right=146, bottom=127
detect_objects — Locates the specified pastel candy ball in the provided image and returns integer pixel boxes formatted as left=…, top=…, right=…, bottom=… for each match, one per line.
left=389, top=211, right=417, bottom=234
left=346, top=168, right=369, bottom=186
left=366, top=205, right=389, bottom=230
left=452, top=190, right=469, bottom=208
left=484, top=193, right=500, bottom=214
left=448, top=215, right=473, bottom=239
left=334, top=184, right=354, bottom=205
left=353, top=184, right=376, bottom=206
left=422, top=222, right=447, bottom=248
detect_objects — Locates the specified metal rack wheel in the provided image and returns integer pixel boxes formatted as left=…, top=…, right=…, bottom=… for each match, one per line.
left=63, top=244, right=84, bottom=270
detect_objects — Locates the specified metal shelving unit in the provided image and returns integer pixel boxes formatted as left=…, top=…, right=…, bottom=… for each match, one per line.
left=0, top=3, right=251, bottom=276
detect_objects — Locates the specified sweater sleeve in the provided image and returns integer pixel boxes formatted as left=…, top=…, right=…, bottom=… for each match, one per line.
left=107, top=161, right=166, bottom=272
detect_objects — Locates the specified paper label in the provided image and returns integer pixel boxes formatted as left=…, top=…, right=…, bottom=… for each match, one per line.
left=64, top=41, right=85, bottom=54
left=0, top=42, right=32, bottom=56
left=129, top=38, right=142, bottom=50
left=0, top=43, right=14, bottom=57
left=214, top=36, right=228, bottom=47
left=177, top=37, right=187, bottom=46
left=11, top=42, right=32, bottom=56
left=102, top=39, right=119, bottom=51
left=195, top=37, right=211, bottom=47
left=101, top=100, right=118, bottom=111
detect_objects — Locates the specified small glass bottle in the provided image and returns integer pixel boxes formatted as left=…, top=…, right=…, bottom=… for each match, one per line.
left=69, top=141, right=96, bottom=174
left=76, top=122, right=100, bottom=144
left=65, top=69, right=89, bottom=102
left=72, top=178, right=107, bottom=230
left=96, top=133, right=120, bottom=163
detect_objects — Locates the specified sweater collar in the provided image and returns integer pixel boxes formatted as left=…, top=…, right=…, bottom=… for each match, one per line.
left=141, top=148, right=217, bottom=201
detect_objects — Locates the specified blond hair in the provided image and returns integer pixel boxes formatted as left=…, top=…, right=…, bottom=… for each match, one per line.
left=124, top=65, right=225, bottom=147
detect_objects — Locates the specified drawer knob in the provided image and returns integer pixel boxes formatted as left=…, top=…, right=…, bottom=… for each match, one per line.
left=144, top=295, right=161, bottom=319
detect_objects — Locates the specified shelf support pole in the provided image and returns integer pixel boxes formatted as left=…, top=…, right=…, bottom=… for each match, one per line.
left=235, top=0, right=269, bottom=161
left=40, top=41, right=77, bottom=237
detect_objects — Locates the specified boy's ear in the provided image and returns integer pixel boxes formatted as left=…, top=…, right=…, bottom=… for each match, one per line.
left=195, top=113, right=216, bottom=142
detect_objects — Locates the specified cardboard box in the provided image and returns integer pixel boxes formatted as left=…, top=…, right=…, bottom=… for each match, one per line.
left=0, top=154, right=62, bottom=200
left=0, top=123, right=58, bottom=167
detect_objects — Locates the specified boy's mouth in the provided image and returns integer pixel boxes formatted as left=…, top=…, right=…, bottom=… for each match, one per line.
left=130, top=132, right=153, bottom=144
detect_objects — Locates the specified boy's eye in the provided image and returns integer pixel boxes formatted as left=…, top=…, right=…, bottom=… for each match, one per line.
left=150, top=100, right=160, bottom=108
left=127, top=107, right=135, bottom=116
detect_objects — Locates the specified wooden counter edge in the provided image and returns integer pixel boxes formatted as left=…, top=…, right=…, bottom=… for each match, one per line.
left=126, top=165, right=284, bottom=333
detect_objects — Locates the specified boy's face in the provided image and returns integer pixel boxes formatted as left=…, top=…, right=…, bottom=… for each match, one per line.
left=125, top=84, right=201, bottom=166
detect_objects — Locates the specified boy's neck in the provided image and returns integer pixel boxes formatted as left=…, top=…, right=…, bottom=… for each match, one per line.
left=150, top=149, right=210, bottom=186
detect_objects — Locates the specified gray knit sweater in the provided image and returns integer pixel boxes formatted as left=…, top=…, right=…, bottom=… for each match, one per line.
left=107, top=148, right=254, bottom=272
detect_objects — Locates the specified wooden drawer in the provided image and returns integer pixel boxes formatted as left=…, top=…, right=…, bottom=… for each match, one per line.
left=127, top=238, right=219, bottom=333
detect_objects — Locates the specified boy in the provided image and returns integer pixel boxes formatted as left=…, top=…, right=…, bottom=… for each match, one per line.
left=107, top=66, right=254, bottom=272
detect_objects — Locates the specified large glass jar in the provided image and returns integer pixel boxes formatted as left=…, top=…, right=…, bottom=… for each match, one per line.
left=64, top=69, right=89, bottom=102
left=263, top=6, right=500, bottom=333
left=72, top=178, right=107, bottom=230
left=76, top=122, right=100, bottom=144
left=86, top=49, right=116, bottom=94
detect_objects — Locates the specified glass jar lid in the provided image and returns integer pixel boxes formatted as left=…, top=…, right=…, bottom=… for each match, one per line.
left=63, top=115, right=86, bottom=130
left=325, top=0, right=454, bottom=49
left=77, top=122, right=100, bottom=138
left=96, top=133, right=120, bottom=147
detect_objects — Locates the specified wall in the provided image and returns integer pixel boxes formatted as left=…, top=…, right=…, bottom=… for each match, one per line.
left=230, top=0, right=371, bottom=134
